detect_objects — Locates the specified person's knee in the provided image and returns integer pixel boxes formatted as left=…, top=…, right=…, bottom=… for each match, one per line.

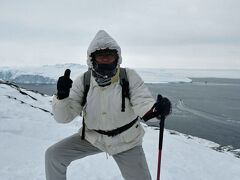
left=45, top=144, right=63, bottom=164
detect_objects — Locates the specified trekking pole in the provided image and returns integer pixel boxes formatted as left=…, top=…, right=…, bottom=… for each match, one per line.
left=156, top=95, right=166, bottom=180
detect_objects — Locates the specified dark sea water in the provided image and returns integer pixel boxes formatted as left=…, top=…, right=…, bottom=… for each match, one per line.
left=147, top=81, right=240, bottom=149
left=17, top=80, right=240, bottom=149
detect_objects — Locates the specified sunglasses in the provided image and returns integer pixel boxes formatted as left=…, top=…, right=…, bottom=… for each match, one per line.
left=93, top=49, right=117, bottom=57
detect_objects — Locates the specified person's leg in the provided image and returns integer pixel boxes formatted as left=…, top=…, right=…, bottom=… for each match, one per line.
left=45, top=133, right=102, bottom=180
left=113, top=145, right=152, bottom=180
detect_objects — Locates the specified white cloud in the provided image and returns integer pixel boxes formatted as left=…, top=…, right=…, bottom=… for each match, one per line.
left=0, top=0, right=240, bottom=68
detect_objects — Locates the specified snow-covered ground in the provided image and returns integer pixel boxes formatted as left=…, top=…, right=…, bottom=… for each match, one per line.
left=0, top=81, right=240, bottom=180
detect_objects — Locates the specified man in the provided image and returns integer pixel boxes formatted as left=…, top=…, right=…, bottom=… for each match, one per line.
left=45, top=30, right=171, bottom=180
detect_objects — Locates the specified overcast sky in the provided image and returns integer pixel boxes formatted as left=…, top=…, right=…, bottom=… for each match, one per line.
left=0, top=0, right=240, bottom=69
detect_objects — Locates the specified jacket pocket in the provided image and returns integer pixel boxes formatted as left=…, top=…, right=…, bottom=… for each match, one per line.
left=122, top=122, right=141, bottom=143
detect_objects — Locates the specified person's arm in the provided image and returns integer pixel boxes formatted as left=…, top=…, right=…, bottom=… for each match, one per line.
left=126, top=68, right=155, bottom=117
left=127, top=68, right=172, bottom=121
left=52, top=74, right=84, bottom=123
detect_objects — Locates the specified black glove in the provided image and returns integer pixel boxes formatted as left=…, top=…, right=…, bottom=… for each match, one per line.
left=57, top=69, right=73, bottom=100
left=142, top=95, right=172, bottom=121
left=154, top=95, right=172, bottom=117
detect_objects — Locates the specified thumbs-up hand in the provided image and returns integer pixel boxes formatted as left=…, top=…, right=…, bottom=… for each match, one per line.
left=57, top=69, right=73, bottom=100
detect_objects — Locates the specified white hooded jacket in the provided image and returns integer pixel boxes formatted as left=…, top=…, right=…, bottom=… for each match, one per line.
left=52, top=30, right=155, bottom=155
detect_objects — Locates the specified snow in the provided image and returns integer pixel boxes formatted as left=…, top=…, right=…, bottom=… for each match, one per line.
left=0, top=81, right=240, bottom=180
left=0, top=64, right=88, bottom=83
left=1, top=64, right=240, bottom=84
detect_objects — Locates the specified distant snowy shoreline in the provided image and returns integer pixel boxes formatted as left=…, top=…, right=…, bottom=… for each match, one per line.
left=0, top=64, right=240, bottom=84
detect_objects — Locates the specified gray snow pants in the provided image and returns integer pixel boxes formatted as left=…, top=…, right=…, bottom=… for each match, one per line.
left=45, top=133, right=151, bottom=180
